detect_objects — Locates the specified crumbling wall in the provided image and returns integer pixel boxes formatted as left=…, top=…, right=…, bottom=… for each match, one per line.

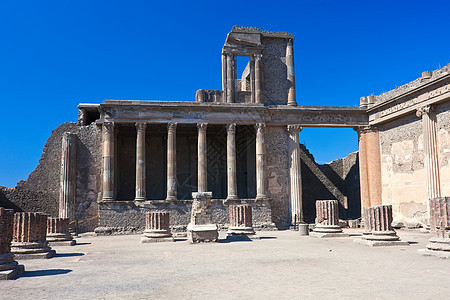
left=262, top=37, right=289, bottom=106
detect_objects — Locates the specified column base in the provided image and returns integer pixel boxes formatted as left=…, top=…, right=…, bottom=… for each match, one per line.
left=227, top=226, right=256, bottom=236
left=187, top=223, right=218, bottom=243
left=134, top=197, right=146, bottom=202
left=353, top=238, right=409, bottom=247
left=418, top=249, right=450, bottom=259
left=298, top=224, right=309, bottom=236
left=47, top=233, right=76, bottom=246
left=165, top=196, right=178, bottom=202
left=11, top=241, right=56, bottom=259
left=141, top=236, right=175, bottom=243
left=13, top=250, right=56, bottom=260
left=225, top=196, right=239, bottom=203
left=0, top=264, right=24, bottom=280
left=256, top=195, right=269, bottom=201
left=287, top=101, right=298, bottom=106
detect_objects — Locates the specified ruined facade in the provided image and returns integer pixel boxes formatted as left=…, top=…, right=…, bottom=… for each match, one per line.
left=1, top=26, right=448, bottom=233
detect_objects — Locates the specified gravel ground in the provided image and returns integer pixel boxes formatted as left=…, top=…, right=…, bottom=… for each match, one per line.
left=2, top=229, right=449, bottom=299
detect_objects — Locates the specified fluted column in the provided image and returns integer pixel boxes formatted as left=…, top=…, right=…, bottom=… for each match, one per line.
left=250, top=55, right=256, bottom=103
left=135, top=122, right=147, bottom=201
left=0, top=207, right=23, bottom=280
left=421, top=197, right=450, bottom=256
left=255, top=55, right=262, bottom=104
left=141, top=211, right=174, bottom=243
left=47, top=217, right=75, bottom=246
left=255, top=123, right=267, bottom=200
left=102, top=122, right=115, bottom=201
left=286, top=39, right=297, bottom=106
left=166, top=122, right=177, bottom=201
left=227, top=204, right=257, bottom=237
left=417, top=106, right=441, bottom=221
left=226, top=123, right=238, bottom=201
left=311, top=200, right=347, bottom=237
left=197, top=123, right=208, bottom=193
left=59, top=132, right=77, bottom=220
left=222, top=53, right=227, bottom=102
left=226, top=54, right=234, bottom=103
left=287, top=125, right=303, bottom=224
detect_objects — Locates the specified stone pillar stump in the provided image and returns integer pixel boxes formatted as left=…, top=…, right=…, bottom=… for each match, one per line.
left=227, top=204, right=258, bottom=240
left=310, top=200, right=348, bottom=238
left=47, top=218, right=76, bottom=246
left=140, top=211, right=174, bottom=243
left=187, top=192, right=218, bottom=243
left=355, top=205, right=408, bottom=246
left=11, top=212, right=56, bottom=259
left=0, top=208, right=24, bottom=280
left=419, top=197, right=450, bottom=258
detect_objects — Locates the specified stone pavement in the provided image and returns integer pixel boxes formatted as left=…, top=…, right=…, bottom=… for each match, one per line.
left=2, top=229, right=449, bottom=299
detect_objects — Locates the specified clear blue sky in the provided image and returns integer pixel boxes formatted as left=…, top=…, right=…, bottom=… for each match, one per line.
left=1, top=0, right=449, bottom=188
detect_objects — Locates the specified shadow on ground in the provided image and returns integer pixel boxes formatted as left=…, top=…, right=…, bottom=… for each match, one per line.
left=22, top=269, right=72, bottom=278
left=55, top=253, right=84, bottom=258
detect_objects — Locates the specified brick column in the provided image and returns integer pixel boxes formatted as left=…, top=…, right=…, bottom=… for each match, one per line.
left=255, top=54, right=262, bottom=104
left=226, top=123, right=238, bottom=201
left=140, top=211, right=174, bottom=243
left=197, top=123, right=208, bottom=193
left=356, top=205, right=408, bottom=246
left=11, top=212, right=56, bottom=259
left=135, top=122, right=147, bottom=201
left=102, top=122, right=115, bottom=201
left=187, top=192, right=218, bottom=243
left=59, top=132, right=77, bottom=220
left=286, top=38, right=297, bottom=106
left=255, top=123, right=267, bottom=200
left=287, top=125, right=303, bottom=225
left=227, top=204, right=258, bottom=238
left=47, top=218, right=75, bottom=246
left=166, top=122, right=178, bottom=201
left=0, top=208, right=24, bottom=280
left=311, top=200, right=347, bottom=238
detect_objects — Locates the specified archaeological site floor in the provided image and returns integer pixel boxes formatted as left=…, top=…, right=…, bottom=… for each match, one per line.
left=3, top=229, right=449, bottom=299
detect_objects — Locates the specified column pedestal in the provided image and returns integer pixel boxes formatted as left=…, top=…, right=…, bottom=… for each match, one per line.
left=187, top=192, right=218, bottom=243
left=47, top=218, right=76, bottom=246
left=11, top=212, right=56, bottom=259
left=310, top=200, right=348, bottom=238
left=354, top=205, right=408, bottom=246
left=227, top=204, right=258, bottom=240
left=141, top=211, right=174, bottom=243
left=0, top=208, right=24, bottom=280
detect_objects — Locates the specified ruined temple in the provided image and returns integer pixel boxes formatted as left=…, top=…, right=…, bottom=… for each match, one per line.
left=1, top=26, right=449, bottom=234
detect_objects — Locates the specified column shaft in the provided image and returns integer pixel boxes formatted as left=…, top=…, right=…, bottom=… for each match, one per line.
left=287, top=125, right=303, bottom=224
left=255, top=55, right=262, bottom=104
left=102, top=122, right=115, bottom=201
left=226, top=54, right=234, bottom=103
left=59, top=132, right=77, bottom=219
left=166, top=123, right=177, bottom=201
left=286, top=39, right=297, bottom=106
left=226, top=123, right=238, bottom=200
left=135, top=123, right=146, bottom=201
left=222, top=53, right=227, bottom=102
left=255, top=123, right=267, bottom=200
left=250, top=55, right=256, bottom=103
left=197, top=123, right=208, bottom=193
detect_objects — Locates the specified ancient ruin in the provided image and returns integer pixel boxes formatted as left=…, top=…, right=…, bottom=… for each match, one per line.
left=140, top=211, right=174, bottom=243
left=227, top=204, right=258, bottom=239
left=187, top=192, right=218, bottom=243
left=310, top=200, right=348, bottom=238
left=0, top=207, right=24, bottom=280
left=47, top=217, right=76, bottom=246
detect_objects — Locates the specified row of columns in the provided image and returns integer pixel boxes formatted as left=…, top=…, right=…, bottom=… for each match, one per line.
left=101, top=122, right=272, bottom=202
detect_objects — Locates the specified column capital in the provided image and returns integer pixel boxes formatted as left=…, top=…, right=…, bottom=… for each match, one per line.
left=167, top=122, right=177, bottom=132
left=197, top=122, right=208, bottom=132
left=287, top=124, right=302, bottom=133
left=354, top=125, right=379, bottom=134
left=226, top=123, right=236, bottom=133
left=103, top=122, right=115, bottom=133
left=255, top=54, right=262, bottom=61
left=255, top=123, right=265, bottom=133
left=416, top=105, right=435, bottom=117
left=135, top=122, right=147, bottom=132
left=287, top=38, right=294, bottom=46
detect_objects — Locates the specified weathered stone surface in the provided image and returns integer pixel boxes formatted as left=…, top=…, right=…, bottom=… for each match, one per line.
left=0, top=207, right=24, bottom=280
left=310, top=200, right=348, bottom=238
left=187, top=192, right=218, bottom=243
left=47, top=218, right=75, bottom=246
left=227, top=204, right=257, bottom=238
left=141, top=211, right=173, bottom=243
left=11, top=212, right=56, bottom=259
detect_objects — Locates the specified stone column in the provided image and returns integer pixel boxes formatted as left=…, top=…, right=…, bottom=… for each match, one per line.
left=226, top=53, right=234, bottom=103
left=227, top=204, right=258, bottom=239
left=187, top=192, right=218, bottom=243
left=59, top=132, right=77, bottom=220
left=419, top=197, right=450, bottom=258
left=417, top=106, right=441, bottom=221
left=226, top=123, right=238, bottom=201
left=166, top=122, right=178, bottom=201
left=0, top=207, right=24, bottom=280
left=255, top=123, right=267, bottom=200
left=355, top=205, right=408, bottom=246
left=11, top=212, right=56, bottom=259
left=140, top=211, right=174, bottom=243
left=102, top=122, right=115, bottom=201
left=197, top=123, right=208, bottom=193
left=286, top=39, right=297, bottom=106
left=135, top=122, right=147, bottom=201
left=250, top=55, right=256, bottom=103
left=255, top=54, right=262, bottom=104
left=311, top=200, right=347, bottom=238
left=47, top=218, right=75, bottom=246
left=287, top=125, right=303, bottom=225
left=222, top=53, right=227, bottom=101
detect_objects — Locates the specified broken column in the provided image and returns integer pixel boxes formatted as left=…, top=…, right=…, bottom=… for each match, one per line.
left=227, top=204, right=258, bottom=239
left=419, top=197, right=450, bottom=258
left=140, top=211, right=174, bottom=243
left=47, top=217, right=76, bottom=246
left=355, top=205, right=408, bottom=246
left=310, top=200, right=348, bottom=238
left=0, top=208, right=24, bottom=280
left=11, top=212, right=56, bottom=259
left=187, top=192, right=218, bottom=243
left=59, top=132, right=77, bottom=220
